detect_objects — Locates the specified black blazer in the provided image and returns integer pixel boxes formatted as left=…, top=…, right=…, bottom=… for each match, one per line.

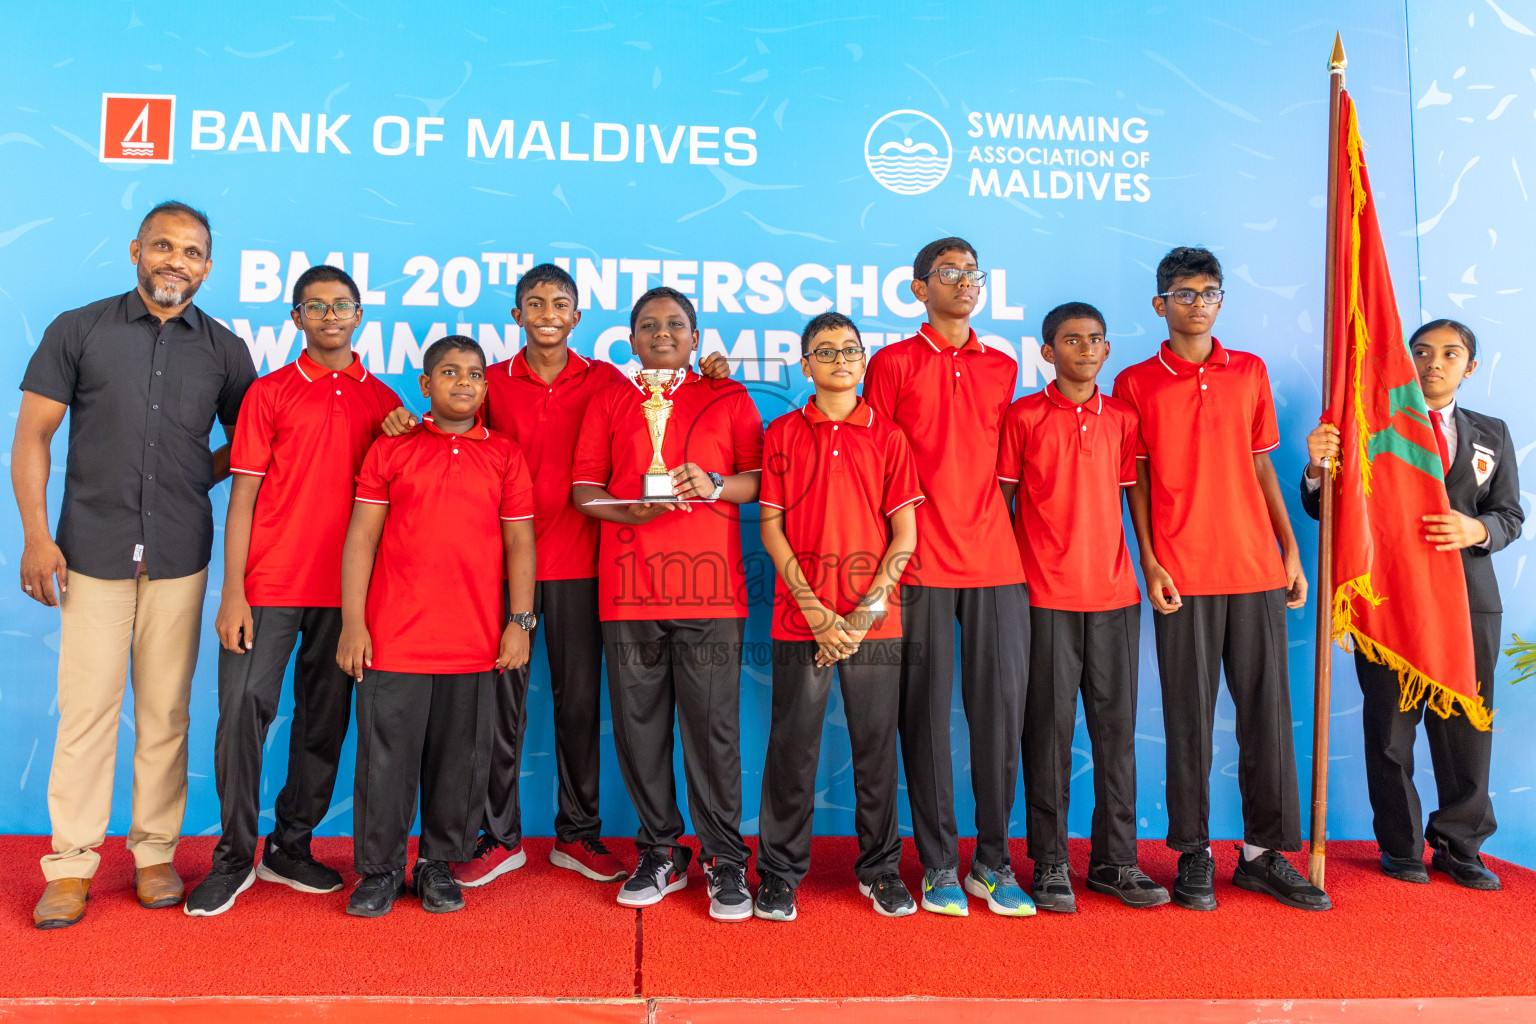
left=1301, top=405, right=1524, bottom=613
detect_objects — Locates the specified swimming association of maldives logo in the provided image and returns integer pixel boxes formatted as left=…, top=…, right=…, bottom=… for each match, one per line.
left=99, top=93, right=176, bottom=163
left=863, top=109, right=952, bottom=195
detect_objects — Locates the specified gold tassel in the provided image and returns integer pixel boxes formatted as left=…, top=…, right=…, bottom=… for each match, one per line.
left=1333, top=579, right=1494, bottom=731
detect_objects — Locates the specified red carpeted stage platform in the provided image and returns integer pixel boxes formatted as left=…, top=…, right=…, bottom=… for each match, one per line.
left=3, top=835, right=1534, bottom=1022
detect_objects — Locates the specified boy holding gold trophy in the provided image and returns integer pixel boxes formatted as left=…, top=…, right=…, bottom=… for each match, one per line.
left=572, top=286, right=765, bottom=921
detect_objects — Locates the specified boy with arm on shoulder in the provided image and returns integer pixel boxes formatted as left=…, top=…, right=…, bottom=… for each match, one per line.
left=754, top=312, right=924, bottom=922
left=380, top=267, right=731, bottom=888
left=572, top=287, right=764, bottom=922
left=186, top=266, right=401, bottom=917
left=1303, top=318, right=1521, bottom=890
left=337, top=335, right=535, bottom=917
left=1113, top=246, right=1328, bottom=913
left=998, top=303, right=1169, bottom=914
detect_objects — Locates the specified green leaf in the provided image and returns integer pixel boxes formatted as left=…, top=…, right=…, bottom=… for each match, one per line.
left=1501, top=634, right=1536, bottom=685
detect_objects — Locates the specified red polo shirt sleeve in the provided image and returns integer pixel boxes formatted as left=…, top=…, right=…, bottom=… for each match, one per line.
left=354, top=438, right=393, bottom=506
left=501, top=445, right=536, bottom=521
left=229, top=382, right=276, bottom=477
left=882, top=428, right=924, bottom=515
left=997, top=401, right=1026, bottom=484
left=1120, top=407, right=1140, bottom=486
left=571, top=386, right=618, bottom=488
left=1251, top=364, right=1280, bottom=454
left=1111, top=371, right=1149, bottom=460
left=728, top=384, right=765, bottom=472
left=759, top=426, right=786, bottom=511
left=863, top=349, right=897, bottom=420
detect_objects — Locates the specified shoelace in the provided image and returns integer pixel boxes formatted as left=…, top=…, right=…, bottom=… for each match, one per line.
left=992, top=866, right=1020, bottom=889
left=579, top=837, right=614, bottom=856
left=871, top=872, right=905, bottom=896
left=928, top=867, right=961, bottom=890
left=709, top=860, right=747, bottom=894
left=1182, top=855, right=1215, bottom=886
left=1038, top=863, right=1072, bottom=890
left=761, top=874, right=791, bottom=901
left=1121, top=865, right=1158, bottom=888
left=1263, top=852, right=1309, bottom=887
left=633, top=848, right=672, bottom=885
left=417, top=861, right=452, bottom=890
left=472, top=833, right=498, bottom=858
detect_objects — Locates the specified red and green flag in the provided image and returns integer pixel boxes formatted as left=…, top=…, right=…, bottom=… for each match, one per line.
left=1325, top=89, right=1490, bottom=729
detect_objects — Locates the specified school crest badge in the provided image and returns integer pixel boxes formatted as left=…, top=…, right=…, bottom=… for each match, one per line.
left=1472, top=444, right=1496, bottom=486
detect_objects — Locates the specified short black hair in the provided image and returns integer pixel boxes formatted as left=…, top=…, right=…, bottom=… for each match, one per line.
left=1041, top=302, right=1106, bottom=348
left=800, top=311, right=862, bottom=355
left=422, top=334, right=486, bottom=377
left=138, top=200, right=212, bottom=253
left=913, top=236, right=978, bottom=282
left=630, top=285, right=697, bottom=333
left=1156, top=246, right=1223, bottom=294
left=516, top=262, right=578, bottom=308
left=1409, top=318, right=1478, bottom=361
left=291, top=264, right=361, bottom=304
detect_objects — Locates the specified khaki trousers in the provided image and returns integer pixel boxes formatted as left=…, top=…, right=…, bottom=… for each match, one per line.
left=41, top=568, right=208, bottom=880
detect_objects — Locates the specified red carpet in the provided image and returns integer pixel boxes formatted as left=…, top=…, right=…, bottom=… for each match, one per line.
left=0, top=836, right=636, bottom=999
left=4, top=835, right=1533, bottom=1001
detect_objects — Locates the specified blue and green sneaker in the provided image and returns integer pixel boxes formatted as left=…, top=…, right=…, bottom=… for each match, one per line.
left=964, top=862, right=1036, bottom=917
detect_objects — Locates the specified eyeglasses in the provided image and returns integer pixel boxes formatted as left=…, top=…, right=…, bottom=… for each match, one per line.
left=294, top=300, right=360, bottom=320
left=1158, top=289, right=1225, bottom=306
left=924, top=268, right=988, bottom=286
left=806, top=346, right=866, bottom=364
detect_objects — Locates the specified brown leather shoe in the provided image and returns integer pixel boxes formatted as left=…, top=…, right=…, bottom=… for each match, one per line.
left=134, top=863, right=184, bottom=909
left=34, top=878, right=90, bottom=929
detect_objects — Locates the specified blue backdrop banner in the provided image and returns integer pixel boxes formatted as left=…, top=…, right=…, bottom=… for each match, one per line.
left=2, top=1, right=1530, bottom=867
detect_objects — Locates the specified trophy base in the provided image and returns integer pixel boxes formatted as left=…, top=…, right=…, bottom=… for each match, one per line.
left=643, top=473, right=674, bottom=500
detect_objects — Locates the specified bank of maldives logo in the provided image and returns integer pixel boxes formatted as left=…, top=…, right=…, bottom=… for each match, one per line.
left=864, top=109, right=951, bottom=195
left=100, top=93, right=176, bottom=163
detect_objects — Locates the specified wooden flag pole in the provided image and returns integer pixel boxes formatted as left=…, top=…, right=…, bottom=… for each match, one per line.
left=1309, top=32, right=1347, bottom=891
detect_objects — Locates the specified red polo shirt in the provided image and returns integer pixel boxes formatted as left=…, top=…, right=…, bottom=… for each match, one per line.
left=1111, top=339, right=1286, bottom=596
left=484, top=349, right=625, bottom=581
left=571, top=370, right=763, bottom=621
left=997, top=383, right=1140, bottom=612
left=864, top=323, right=1025, bottom=589
left=229, top=350, right=402, bottom=607
left=760, top=397, right=925, bottom=641
left=353, top=416, right=535, bottom=673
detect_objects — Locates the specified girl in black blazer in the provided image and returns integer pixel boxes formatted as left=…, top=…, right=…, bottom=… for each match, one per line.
left=1303, top=318, right=1522, bottom=891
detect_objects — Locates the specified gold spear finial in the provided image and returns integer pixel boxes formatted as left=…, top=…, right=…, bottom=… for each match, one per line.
left=1330, top=32, right=1347, bottom=72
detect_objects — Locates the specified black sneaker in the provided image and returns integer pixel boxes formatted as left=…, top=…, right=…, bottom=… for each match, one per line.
left=1380, top=852, right=1430, bottom=884
left=1172, top=850, right=1217, bottom=911
left=255, top=838, right=344, bottom=894
left=704, top=858, right=752, bottom=922
left=1031, top=862, right=1076, bottom=914
left=1086, top=862, right=1171, bottom=909
left=347, top=869, right=407, bottom=918
left=1232, top=847, right=1332, bottom=911
left=859, top=872, right=918, bottom=917
left=183, top=868, right=255, bottom=917
left=413, top=859, right=466, bottom=913
left=1430, top=845, right=1501, bottom=891
left=617, top=845, right=691, bottom=907
left=753, top=872, right=797, bottom=921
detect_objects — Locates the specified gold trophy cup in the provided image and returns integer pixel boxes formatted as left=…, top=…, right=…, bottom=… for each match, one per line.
left=636, top=368, right=683, bottom=499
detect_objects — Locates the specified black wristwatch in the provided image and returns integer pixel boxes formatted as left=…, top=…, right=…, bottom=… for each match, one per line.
left=510, top=612, right=537, bottom=631
left=706, top=471, right=725, bottom=500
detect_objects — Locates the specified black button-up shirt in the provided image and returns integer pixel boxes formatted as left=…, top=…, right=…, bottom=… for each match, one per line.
left=21, top=290, right=258, bottom=580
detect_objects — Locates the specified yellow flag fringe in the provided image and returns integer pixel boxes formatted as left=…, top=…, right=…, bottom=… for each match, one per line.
left=1332, top=574, right=1493, bottom=729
